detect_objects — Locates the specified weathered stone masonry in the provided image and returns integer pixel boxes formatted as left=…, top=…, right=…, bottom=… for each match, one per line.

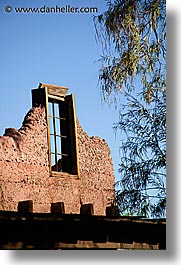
left=0, top=93, right=115, bottom=215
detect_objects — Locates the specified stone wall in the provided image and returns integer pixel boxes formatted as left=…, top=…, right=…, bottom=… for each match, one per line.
left=77, top=122, right=115, bottom=215
left=0, top=106, right=115, bottom=215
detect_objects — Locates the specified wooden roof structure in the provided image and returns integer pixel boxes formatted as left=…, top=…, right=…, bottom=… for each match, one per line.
left=0, top=209, right=166, bottom=250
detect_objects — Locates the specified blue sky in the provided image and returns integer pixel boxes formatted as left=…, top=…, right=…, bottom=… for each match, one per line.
left=0, top=0, right=121, bottom=181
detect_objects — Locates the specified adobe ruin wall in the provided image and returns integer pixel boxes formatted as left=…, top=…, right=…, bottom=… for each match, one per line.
left=0, top=105, right=115, bottom=215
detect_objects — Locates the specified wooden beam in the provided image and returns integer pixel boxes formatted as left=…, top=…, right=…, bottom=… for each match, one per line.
left=80, top=204, right=94, bottom=216
left=51, top=202, right=65, bottom=214
left=17, top=200, right=33, bottom=213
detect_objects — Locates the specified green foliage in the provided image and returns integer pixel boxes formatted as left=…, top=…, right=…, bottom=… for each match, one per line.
left=94, top=0, right=166, bottom=218
left=114, top=90, right=166, bottom=217
left=94, top=0, right=166, bottom=104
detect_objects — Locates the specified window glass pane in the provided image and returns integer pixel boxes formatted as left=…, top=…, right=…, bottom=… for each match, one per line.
left=49, top=116, right=54, bottom=134
left=54, top=103, right=59, bottom=117
left=51, top=154, right=55, bottom=167
left=57, top=154, right=62, bottom=172
left=61, top=137, right=67, bottom=155
left=55, top=118, right=61, bottom=136
left=52, top=154, right=60, bottom=172
left=56, top=136, right=62, bottom=155
left=60, top=119, right=66, bottom=136
left=48, top=102, right=53, bottom=117
left=50, top=135, right=55, bottom=153
left=59, top=101, right=66, bottom=119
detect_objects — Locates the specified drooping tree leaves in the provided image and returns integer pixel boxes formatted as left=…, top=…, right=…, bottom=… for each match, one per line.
left=94, top=0, right=166, bottom=217
left=94, top=0, right=166, bottom=104
left=114, top=90, right=166, bottom=217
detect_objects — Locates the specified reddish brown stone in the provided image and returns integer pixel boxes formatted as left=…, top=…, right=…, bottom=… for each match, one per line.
left=0, top=106, right=115, bottom=215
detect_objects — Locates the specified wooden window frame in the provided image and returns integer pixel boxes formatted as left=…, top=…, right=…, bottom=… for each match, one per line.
left=32, top=84, right=80, bottom=178
left=48, top=98, right=68, bottom=173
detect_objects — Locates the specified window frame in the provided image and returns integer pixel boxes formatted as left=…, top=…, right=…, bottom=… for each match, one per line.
left=32, top=84, right=80, bottom=178
left=48, top=98, right=68, bottom=173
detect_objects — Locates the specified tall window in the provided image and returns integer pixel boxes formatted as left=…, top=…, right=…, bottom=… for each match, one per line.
left=32, top=84, right=79, bottom=177
left=48, top=99, right=68, bottom=173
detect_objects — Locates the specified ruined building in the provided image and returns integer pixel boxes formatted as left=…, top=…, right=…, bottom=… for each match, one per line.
left=0, top=83, right=166, bottom=249
left=0, top=83, right=115, bottom=215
